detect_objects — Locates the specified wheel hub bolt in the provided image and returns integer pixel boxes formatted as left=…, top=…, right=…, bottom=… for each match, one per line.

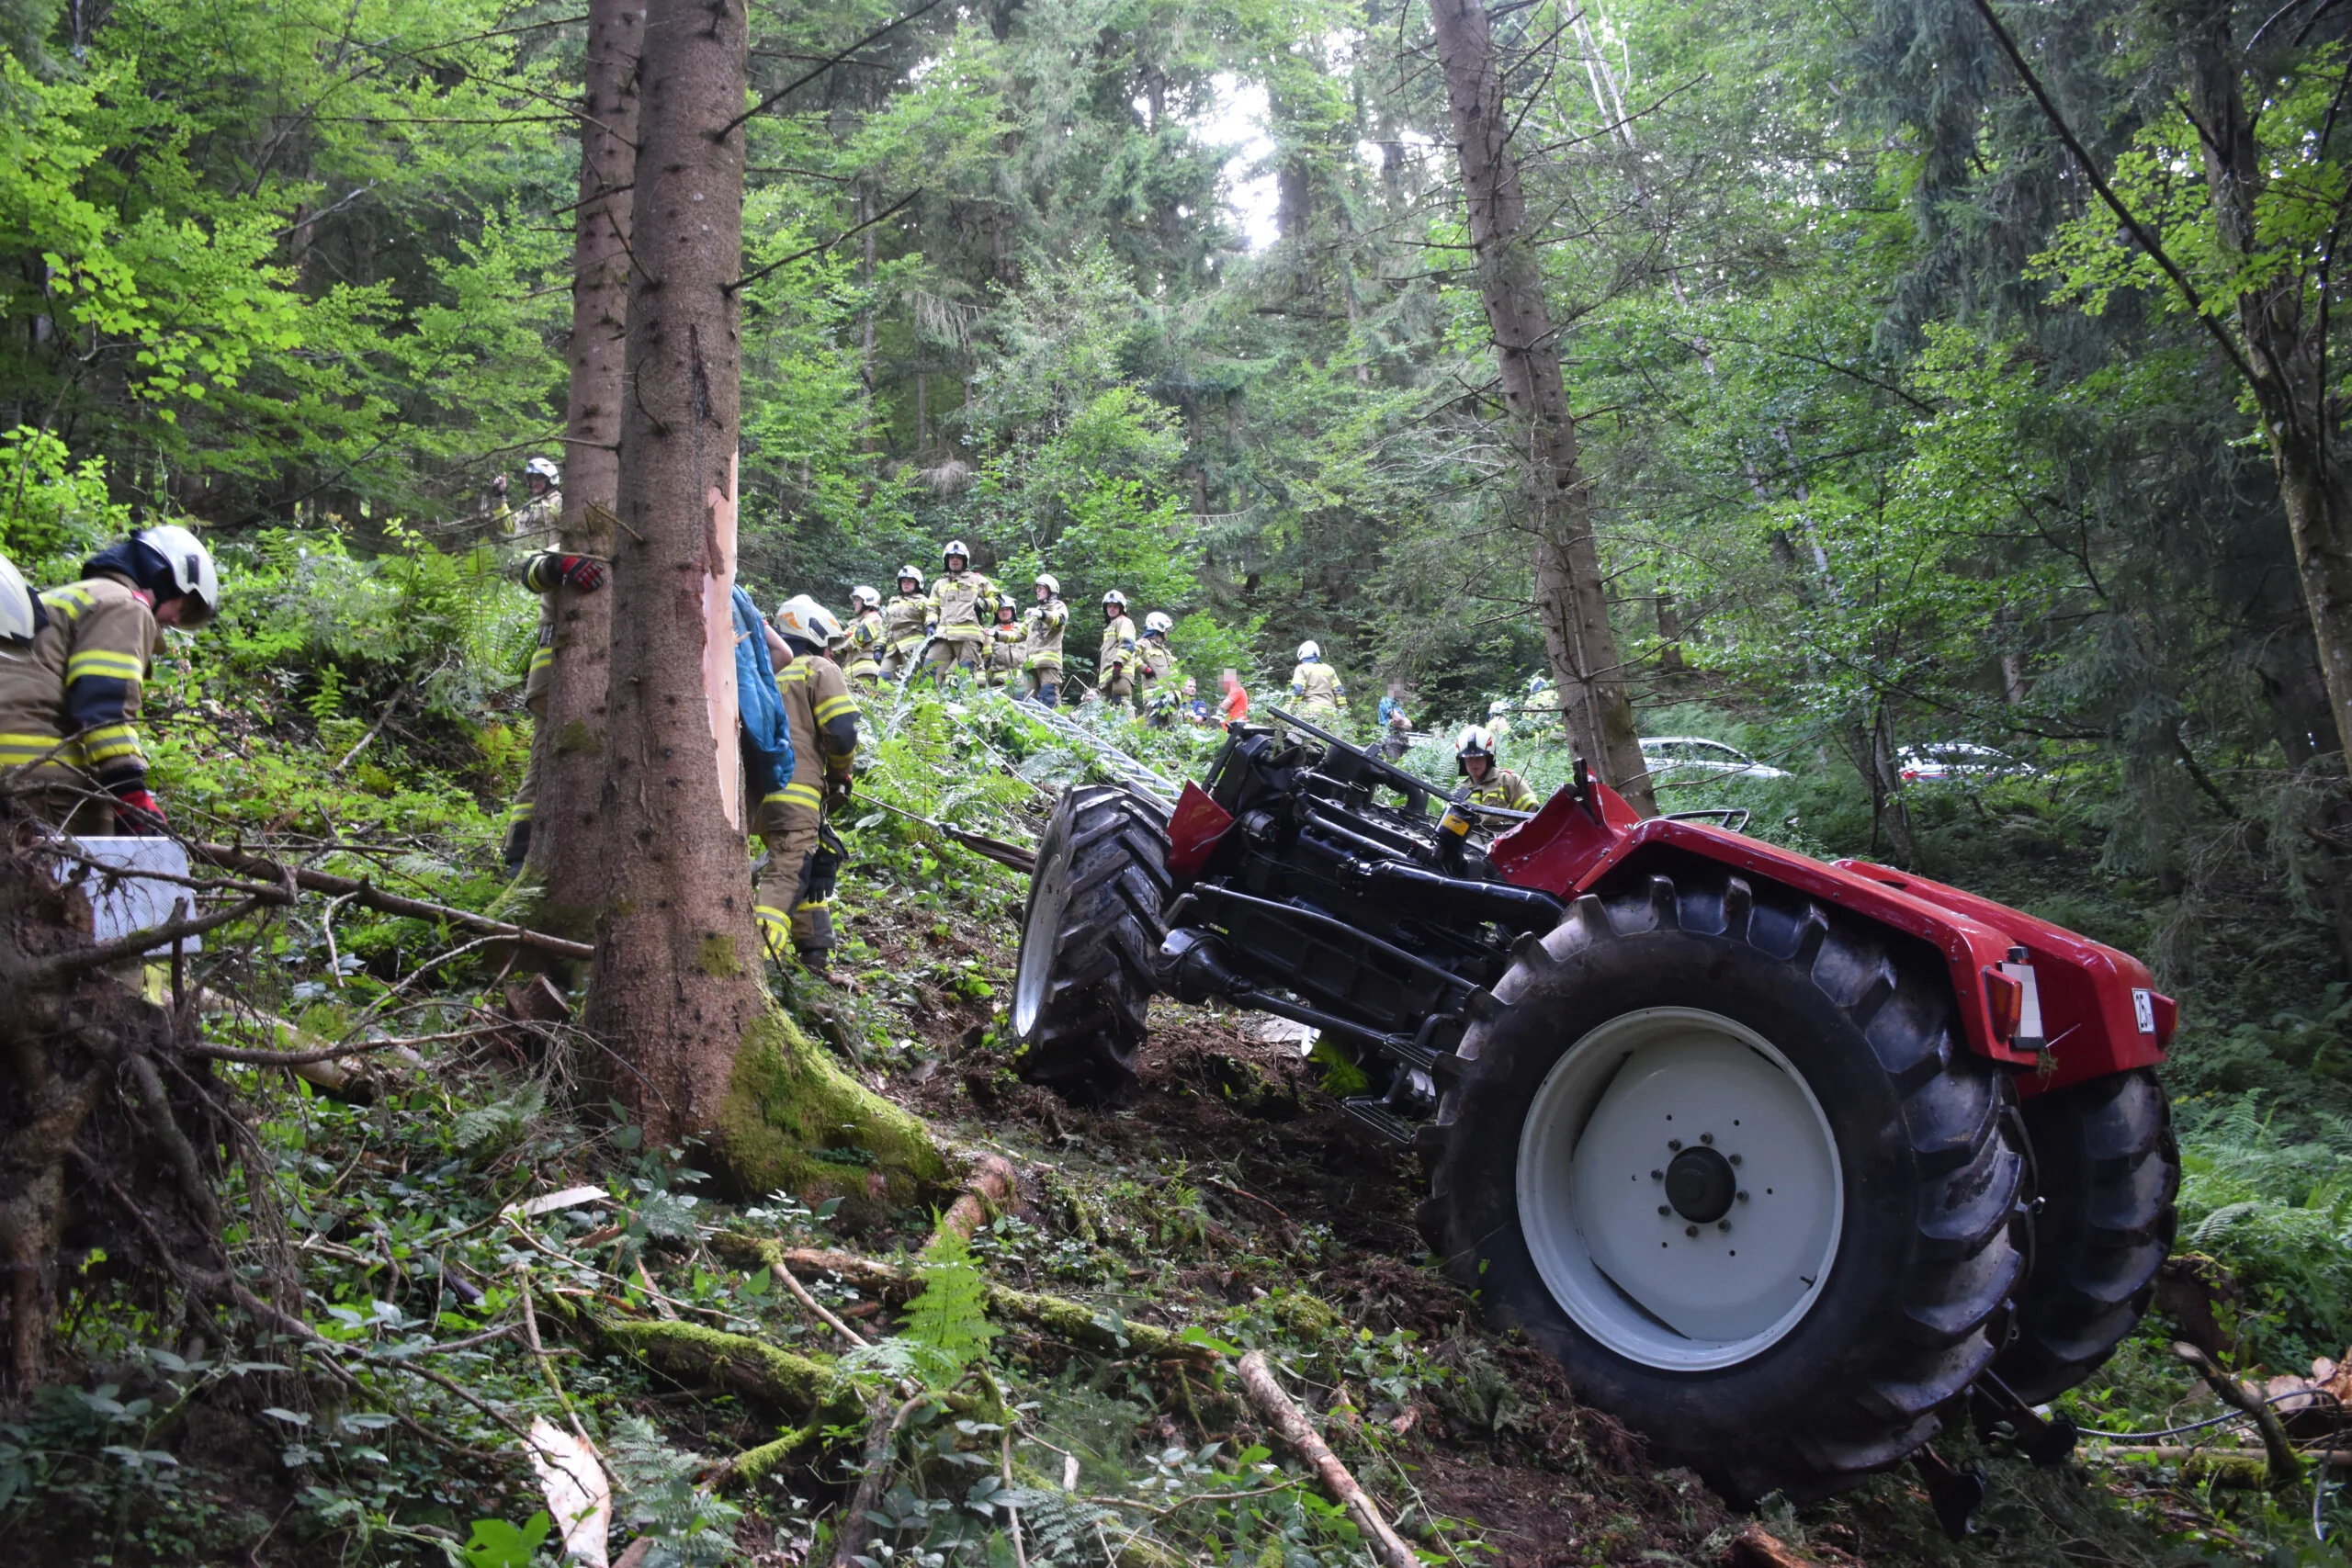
left=1700, top=1133, right=1713, bottom=1145
left=1684, top=1224, right=1698, bottom=1237
left=1657, top=1204, right=1670, bottom=1216
left=1717, top=1220, right=1731, bottom=1232
left=1667, top=1138, right=1682, bottom=1151
left=1729, top=1154, right=1742, bottom=1166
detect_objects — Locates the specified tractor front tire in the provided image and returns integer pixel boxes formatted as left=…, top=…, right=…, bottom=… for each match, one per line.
left=1010, top=784, right=1169, bottom=1100
left=1994, top=1067, right=2178, bottom=1403
left=1419, top=858, right=2028, bottom=1501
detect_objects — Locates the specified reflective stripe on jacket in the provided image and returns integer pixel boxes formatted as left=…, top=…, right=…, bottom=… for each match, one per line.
left=1023, top=599, right=1068, bottom=670
left=1098, top=615, right=1136, bottom=681
left=776, top=653, right=860, bottom=792
left=0, top=574, right=157, bottom=786
left=1290, top=660, right=1344, bottom=712
left=928, top=571, right=996, bottom=637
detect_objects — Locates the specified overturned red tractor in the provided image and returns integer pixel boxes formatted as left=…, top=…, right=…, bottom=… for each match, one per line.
left=1012, top=713, right=2179, bottom=1508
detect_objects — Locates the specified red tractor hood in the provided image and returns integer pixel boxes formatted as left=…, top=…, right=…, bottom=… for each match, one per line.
left=1487, top=784, right=2171, bottom=1094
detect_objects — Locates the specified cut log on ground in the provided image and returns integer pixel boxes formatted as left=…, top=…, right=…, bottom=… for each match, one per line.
left=1235, top=1348, right=1418, bottom=1568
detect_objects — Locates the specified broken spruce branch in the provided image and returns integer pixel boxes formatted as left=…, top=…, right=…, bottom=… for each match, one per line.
left=1236, top=1348, right=1419, bottom=1568
left=193, top=842, right=595, bottom=960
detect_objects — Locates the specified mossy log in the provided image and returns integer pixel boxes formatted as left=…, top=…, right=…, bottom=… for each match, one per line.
left=546, top=1290, right=861, bottom=1424
left=715, top=1235, right=1222, bottom=1368
left=716, top=1007, right=952, bottom=1209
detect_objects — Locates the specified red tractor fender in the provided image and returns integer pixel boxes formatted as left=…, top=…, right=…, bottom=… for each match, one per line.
left=1486, top=784, right=2171, bottom=1095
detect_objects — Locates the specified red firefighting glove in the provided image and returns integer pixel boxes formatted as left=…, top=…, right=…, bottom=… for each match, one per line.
left=113, top=787, right=166, bottom=832
left=558, top=555, right=608, bottom=592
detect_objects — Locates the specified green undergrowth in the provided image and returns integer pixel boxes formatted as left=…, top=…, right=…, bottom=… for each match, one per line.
left=20, top=543, right=2352, bottom=1564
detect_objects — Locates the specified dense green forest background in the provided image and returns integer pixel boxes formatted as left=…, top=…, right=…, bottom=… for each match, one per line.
left=6, top=0, right=2349, bottom=1025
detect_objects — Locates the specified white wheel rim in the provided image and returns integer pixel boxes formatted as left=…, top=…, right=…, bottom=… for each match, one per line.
left=1012, top=831, right=1072, bottom=1037
left=1515, top=1007, right=1843, bottom=1371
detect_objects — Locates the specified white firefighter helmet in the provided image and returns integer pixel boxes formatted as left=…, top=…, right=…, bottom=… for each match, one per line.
left=135, top=525, right=220, bottom=626
left=775, top=593, right=844, bottom=648
left=1456, top=724, right=1499, bottom=773
left=1035, top=572, right=1060, bottom=595
left=850, top=585, right=880, bottom=611
left=1526, top=671, right=1552, bottom=694
left=1488, top=696, right=1510, bottom=718
left=896, top=564, right=922, bottom=588
left=0, top=555, right=36, bottom=642
left=1296, top=639, right=1319, bottom=661
left=1102, top=589, right=1128, bottom=609
left=526, top=457, right=560, bottom=483
left=942, top=538, right=970, bottom=566
left=1143, top=611, right=1172, bottom=636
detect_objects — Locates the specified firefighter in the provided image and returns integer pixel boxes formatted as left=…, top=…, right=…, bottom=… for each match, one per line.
left=492, top=457, right=564, bottom=543
left=0, top=526, right=220, bottom=833
left=1097, top=590, right=1137, bottom=709
left=503, top=545, right=609, bottom=867
left=1023, top=573, right=1068, bottom=706
left=757, top=595, right=860, bottom=977
left=881, top=567, right=929, bottom=680
left=1289, top=640, right=1346, bottom=720
left=838, top=586, right=886, bottom=689
left=1378, top=680, right=1413, bottom=761
left=1137, top=611, right=1180, bottom=726
left=924, top=540, right=997, bottom=682
left=983, top=598, right=1025, bottom=686
left=1456, top=725, right=1539, bottom=810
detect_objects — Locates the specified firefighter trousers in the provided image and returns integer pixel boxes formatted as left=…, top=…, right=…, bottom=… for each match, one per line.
left=753, top=795, right=838, bottom=963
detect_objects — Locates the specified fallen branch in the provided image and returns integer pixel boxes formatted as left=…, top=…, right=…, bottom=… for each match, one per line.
left=193, top=843, right=595, bottom=960
left=2174, top=1341, right=2304, bottom=1487
left=1235, top=1349, right=1418, bottom=1568
left=717, top=1237, right=1220, bottom=1368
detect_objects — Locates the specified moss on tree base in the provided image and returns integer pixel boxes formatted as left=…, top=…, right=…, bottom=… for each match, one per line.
left=716, top=1005, right=950, bottom=1203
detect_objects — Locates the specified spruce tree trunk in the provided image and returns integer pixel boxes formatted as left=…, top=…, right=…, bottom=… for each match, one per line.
left=582, top=0, right=763, bottom=1148
left=526, top=0, right=643, bottom=929
left=580, top=1, right=955, bottom=1197
left=1428, top=0, right=1657, bottom=814
left=2179, top=1, right=2352, bottom=767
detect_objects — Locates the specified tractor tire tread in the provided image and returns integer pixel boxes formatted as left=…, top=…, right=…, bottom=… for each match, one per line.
left=1419, top=856, right=2028, bottom=1501
left=1012, top=785, right=1168, bottom=1100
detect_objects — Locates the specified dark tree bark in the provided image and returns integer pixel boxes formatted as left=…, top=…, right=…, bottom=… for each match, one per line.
left=1428, top=0, right=1657, bottom=813
left=582, top=0, right=764, bottom=1149
left=525, top=0, right=645, bottom=930
left=2176, top=4, right=2352, bottom=771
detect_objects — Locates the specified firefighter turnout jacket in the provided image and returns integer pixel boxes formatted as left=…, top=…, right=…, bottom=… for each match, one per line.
left=843, top=607, right=887, bottom=683
left=1290, top=659, right=1346, bottom=716
left=1466, top=768, right=1540, bottom=811
left=0, top=573, right=158, bottom=790
left=985, top=618, right=1025, bottom=684
left=883, top=591, right=930, bottom=660
left=775, top=654, right=860, bottom=810
left=1138, top=638, right=1176, bottom=704
left=514, top=551, right=571, bottom=707
left=1099, top=614, right=1138, bottom=683
left=926, top=570, right=998, bottom=641
left=1023, top=597, right=1069, bottom=673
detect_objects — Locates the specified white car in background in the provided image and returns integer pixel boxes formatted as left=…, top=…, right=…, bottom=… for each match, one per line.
left=1896, top=742, right=2034, bottom=782
left=1638, top=737, right=1790, bottom=784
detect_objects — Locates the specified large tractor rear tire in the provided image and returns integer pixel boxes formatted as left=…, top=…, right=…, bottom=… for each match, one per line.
left=1419, top=860, right=2028, bottom=1501
left=1010, top=784, right=1169, bottom=1100
left=1993, top=1068, right=2178, bottom=1403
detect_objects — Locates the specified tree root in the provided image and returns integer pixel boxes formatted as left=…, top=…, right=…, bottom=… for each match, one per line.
left=715, top=1235, right=1221, bottom=1368
left=932, top=1154, right=1020, bottom=1248
left=1236, top=1348, right=1418, bottom=1568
